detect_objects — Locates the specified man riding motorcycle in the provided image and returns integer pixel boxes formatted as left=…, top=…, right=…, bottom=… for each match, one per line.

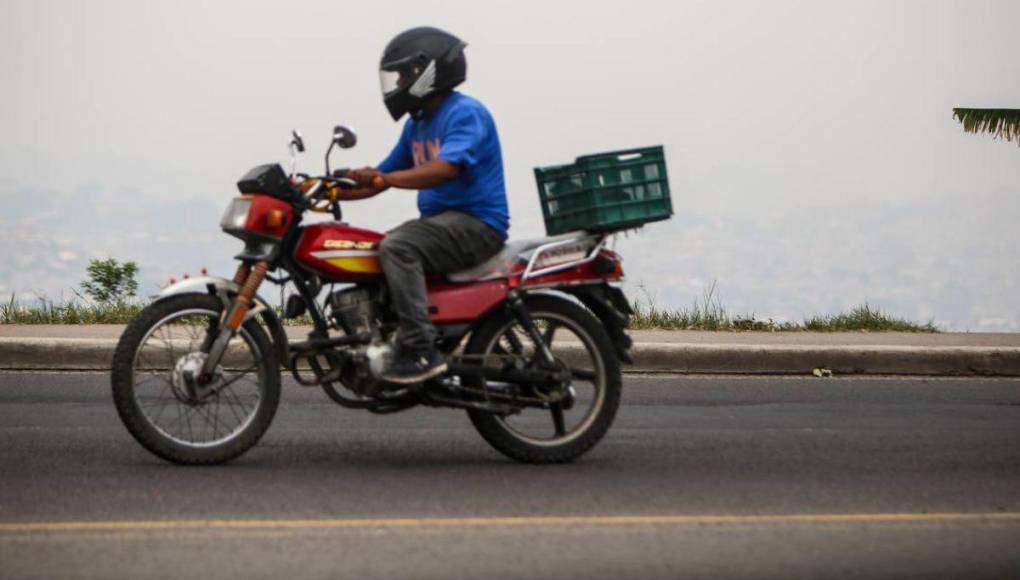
left=347, top=26, right=508, bottom=385
left=110, top=24, right=649, bottom=466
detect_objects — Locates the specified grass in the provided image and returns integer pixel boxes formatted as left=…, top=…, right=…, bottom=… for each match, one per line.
left=802, top=304, right=939, bottom=333
left=1, top=294, right=144, bottom=325
left=628, top=284, right=938, bottom=332
left=2, top=290, right=939, bottom=332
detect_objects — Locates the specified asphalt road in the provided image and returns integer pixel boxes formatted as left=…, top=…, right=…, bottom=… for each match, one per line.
left=1, top=372, right=1019, bottom=579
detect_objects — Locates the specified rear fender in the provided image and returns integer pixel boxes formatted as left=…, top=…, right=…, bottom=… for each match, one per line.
left=462, top=286, right=634, bottom=364
left=563, top=284, right=634, bottom=364
left=155, top=276, right=290, bottom=368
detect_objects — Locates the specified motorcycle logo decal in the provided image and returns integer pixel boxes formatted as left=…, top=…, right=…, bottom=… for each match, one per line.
left=323, top=239, right=377, bottom=250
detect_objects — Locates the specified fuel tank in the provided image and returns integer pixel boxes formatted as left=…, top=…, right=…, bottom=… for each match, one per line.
left=295, top=222, right=511, bottom=324
left=295, top=223, right=385, bottom=282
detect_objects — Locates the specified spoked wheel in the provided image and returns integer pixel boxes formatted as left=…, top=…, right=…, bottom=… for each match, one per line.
left=465, top=294, right=622, bottom=463
left=111, top=294, right=280, bottom=465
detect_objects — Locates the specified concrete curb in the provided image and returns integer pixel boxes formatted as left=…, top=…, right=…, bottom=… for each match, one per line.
left=2, top=337, right=1019, bottom=376
left=629, top=343, right=1020, bottom=376
left=0, top=338, right=120, bottom=371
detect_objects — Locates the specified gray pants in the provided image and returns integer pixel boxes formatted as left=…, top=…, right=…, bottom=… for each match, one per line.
left=378, top=211, right=504, bottom=352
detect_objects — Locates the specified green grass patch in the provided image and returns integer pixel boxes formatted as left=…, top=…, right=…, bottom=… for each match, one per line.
left=2, top=291, right=939, bottom=332
left=801, top=303, right=939, bottom=333
left=1, top=294, right=144, bottom=324
left=629, top=285, right=938, bottom=332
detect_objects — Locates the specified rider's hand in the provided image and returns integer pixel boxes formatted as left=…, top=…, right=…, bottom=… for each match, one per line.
left=348, top=167, right=383, bottom=187
left=330, top=177, right=388, bottom=202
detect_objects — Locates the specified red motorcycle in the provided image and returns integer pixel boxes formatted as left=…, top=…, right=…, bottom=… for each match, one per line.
left=111, top=125, right=634, bottom=464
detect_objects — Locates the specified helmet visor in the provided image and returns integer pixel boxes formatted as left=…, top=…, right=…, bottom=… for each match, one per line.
left=379, top=53, right=427, bottom=97
left=379, top=69, right=403, bottom=95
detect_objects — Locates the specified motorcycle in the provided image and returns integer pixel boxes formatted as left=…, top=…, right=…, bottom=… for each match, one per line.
left=111, top=124, right=635, bottom=464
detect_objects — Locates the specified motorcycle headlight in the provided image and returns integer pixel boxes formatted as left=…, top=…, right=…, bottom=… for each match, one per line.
left=220, top=197, right=252, bottom=231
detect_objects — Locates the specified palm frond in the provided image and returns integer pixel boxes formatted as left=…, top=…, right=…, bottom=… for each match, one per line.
left=953, top=108, right=1020, bottom=146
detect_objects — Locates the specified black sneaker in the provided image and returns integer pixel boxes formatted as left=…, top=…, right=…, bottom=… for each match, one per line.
left=382, top=347, right=448, bottom=385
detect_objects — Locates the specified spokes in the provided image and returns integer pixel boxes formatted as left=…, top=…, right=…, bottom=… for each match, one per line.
left=490, top=312, right=605, bottom=444
left=542, top=322, right=558, bottom=348
left=131, top=308, right=264, bottom=447
left=571, top=368, right=596, bottom=381
left=550, top=403, right=566, bottom=436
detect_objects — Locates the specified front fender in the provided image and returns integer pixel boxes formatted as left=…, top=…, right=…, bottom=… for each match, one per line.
left=155, top=275, right=290, bottom=369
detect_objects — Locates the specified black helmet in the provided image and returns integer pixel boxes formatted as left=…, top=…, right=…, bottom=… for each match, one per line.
left=379, top=27, right=467, bottom=121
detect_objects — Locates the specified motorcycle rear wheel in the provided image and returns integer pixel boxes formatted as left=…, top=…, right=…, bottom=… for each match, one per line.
left=464, top=294, right=622, bottom=464
left=111, top=294, right=280, bottom=465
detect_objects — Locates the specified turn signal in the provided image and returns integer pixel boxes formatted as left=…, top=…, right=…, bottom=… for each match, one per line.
left=266, top=210, right=285, bottom=228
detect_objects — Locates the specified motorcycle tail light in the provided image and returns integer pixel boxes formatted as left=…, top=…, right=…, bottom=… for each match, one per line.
left=220, top=197, right=253, bottom=231
left=592, top=254, right=616, bottom=275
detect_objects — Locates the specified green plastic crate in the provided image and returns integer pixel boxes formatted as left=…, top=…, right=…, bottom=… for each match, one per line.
left=534, top=146, right=673, bottom=235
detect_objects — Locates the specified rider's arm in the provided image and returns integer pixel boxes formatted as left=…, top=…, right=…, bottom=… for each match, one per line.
left=383, top=160, right=460, bottom=189
left=344, top=159, right=459, bottom=196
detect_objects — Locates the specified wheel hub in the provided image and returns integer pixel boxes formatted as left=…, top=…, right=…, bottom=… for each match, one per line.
left=171, top=352, right=221, bottom=404
left=531, top=358, right=573, bottom=403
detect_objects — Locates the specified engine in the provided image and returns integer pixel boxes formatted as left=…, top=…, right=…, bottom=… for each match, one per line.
left=327, top=286, right=394, bottom=392
left=329, top=286, right=376, bottom=336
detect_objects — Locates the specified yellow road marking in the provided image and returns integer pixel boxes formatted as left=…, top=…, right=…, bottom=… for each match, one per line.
left=1, top=513, right=1018, bottom=534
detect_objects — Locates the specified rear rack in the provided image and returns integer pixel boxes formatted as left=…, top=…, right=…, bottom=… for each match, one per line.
left=520, top=234, right=608, bottom=282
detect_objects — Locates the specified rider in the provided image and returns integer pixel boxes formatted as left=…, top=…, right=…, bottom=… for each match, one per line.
left=348, top=27, right=509, bottom=385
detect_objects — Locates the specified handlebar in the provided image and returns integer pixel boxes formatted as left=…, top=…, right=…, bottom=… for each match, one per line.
left=294, top=172, right=379, bottom=221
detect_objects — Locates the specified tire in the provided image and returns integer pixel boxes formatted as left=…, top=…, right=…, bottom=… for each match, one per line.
left=465, top=294, right=622, bottom=464
left=111, top=293, right=281, bottom=465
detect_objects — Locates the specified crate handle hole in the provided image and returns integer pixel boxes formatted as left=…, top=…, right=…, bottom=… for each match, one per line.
left=617, top=153, right=642, bottom=162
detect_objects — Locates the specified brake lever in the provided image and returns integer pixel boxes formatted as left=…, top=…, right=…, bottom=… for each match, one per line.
left=315, top=175, right=358, bottom=190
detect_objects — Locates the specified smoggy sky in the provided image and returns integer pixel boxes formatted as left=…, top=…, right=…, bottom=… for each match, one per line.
left=1, top=0, right=1018, bottom=330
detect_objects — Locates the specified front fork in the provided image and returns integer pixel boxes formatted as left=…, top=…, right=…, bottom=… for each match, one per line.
left=198, top=261, right=269, bottom=379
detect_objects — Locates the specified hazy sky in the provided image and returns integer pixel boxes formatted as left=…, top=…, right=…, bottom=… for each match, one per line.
left=2, top=0, right=1018, bottom=330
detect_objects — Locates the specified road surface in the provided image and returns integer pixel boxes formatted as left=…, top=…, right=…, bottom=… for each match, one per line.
left=1, top=372, right=1018, bottom=579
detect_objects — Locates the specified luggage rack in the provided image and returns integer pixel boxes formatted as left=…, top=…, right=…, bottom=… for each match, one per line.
left=520, top=233, right=608, bottom=282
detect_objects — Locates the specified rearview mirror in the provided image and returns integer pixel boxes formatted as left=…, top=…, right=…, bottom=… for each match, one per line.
left=290, top=130, right=305, bottom=153
left=333, top=125, right=357, bottom=149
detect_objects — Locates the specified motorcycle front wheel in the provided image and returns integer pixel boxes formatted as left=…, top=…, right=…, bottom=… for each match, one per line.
left=464, top=294, right=623, bottom=464
left=111, top=294, right=280, bottom=465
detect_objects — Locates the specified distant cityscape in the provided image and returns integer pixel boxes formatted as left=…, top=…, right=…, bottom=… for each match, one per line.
left=1, top=184, right=1016, bottom=332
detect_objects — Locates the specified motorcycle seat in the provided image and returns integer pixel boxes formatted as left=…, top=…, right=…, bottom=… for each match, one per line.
left=446, top=232, right=591, bottom=283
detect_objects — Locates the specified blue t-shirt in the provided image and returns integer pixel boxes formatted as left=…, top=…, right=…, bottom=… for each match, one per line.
left=377, top=92, right=509, bottom=239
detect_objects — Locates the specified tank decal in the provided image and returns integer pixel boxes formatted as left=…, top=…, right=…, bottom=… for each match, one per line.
left=326, top=258, right=381, bottom=274
left=310, top=250, right=380, bottom=259
left=311, top=249, right=383, bottom=274
left=296, top=223, right=386, bottom=280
